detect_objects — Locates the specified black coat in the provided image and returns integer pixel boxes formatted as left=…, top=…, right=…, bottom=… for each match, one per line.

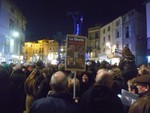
left=30, top=92, right=81, bottom=113
left=81, top=85, right=124, bottom=113
left=119, top=57, right=138, bottom=82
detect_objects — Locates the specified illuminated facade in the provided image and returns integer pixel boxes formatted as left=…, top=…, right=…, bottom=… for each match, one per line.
left=122, top=9, right=147, bottom=65
left=87, top=26, right=101, bottom=59
left=24, top=39, right=58, bottom=63
left=88, top=9, right=147, bottom=65
left=24, top=42, right=34, bottom=62
left=48, top=40, right=58, bottom=61
left=0, top=0, right=27, bottom=63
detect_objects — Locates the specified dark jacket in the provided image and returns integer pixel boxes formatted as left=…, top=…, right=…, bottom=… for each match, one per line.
left=112, top=77, right=126, bottom=95
left=128, top=95, right=150, bottom=113
left=81, top=85, right=124, bottom=113
left=36, top=78, right=50, bottom=99
left=119, top=56, right=137, bottom=82
left=30, top=92, right=81, bottom=113
left=139, top=90, right=150, bottom=97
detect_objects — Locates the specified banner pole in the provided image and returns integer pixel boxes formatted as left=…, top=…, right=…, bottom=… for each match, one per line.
left=73, top=71, right=77, bottom=99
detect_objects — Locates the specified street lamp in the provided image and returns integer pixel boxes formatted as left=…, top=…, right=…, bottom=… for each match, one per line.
left=106, top=42, right=111, bottom=49
left=106, top=42, right=116, bottom=59
left=60, top=48, right=64, bottom=52
left=106, top=42, right=116, bottom=53
left=12, top=31, right=19, bottom=37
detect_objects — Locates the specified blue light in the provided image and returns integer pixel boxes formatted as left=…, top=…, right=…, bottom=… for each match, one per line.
left=147, top=56, right=150, bottom=63
left=76, top=24, right=79, bottom=35
left=80, top=16, right=83, bottom=22
left=71, top=13, right=83, bottom=35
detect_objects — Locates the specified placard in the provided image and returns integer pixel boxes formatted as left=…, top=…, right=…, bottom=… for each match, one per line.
left=65, top=34, right=86, bottom=71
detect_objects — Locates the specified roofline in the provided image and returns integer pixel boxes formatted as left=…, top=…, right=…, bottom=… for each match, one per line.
left=7, top=0, right=27, bottom=23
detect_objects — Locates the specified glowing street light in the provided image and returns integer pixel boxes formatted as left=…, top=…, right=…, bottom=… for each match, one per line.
left=106, top=42, right=111, bottom=49
left=12, top=31, right=19, bottom=37
left=106, top=42, right=116, bottom=52
left=60, top=48, right=64, bottom=52
left=106, top=42, right=116, bottom=59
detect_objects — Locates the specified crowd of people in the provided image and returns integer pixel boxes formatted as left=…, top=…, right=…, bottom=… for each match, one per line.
left=1, top=47, right=150, bottom=113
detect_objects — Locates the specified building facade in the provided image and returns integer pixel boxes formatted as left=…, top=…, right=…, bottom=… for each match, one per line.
left=122, top=9, right=147, bottom=65
left=87, top=26, right=101, bottom=60
left=24, top=39, right=58, bottom=63
left=98, top=17, right=123, bottom=64
left=88, top=9, right=147, bottom=65
left=0, top=0, right=27, bottom=63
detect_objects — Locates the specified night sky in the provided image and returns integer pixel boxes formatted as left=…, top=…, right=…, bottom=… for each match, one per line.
left=11, top=0, right=146, bottom=41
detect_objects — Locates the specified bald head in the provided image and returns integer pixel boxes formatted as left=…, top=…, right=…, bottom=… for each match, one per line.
left=50, top=71, right=68, bottom=93
left=95, top=69, right=113, bottom=88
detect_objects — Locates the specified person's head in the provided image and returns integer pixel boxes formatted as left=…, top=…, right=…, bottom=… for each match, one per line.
left=127, top=78, right=138, bottom=94
left=138, top=68, right=149, bottom=76
left=12, top=63, right=22, bottom=71
left=58, top=63, right=65, bottom=71
left=50, top=71, right=68, bottom=93
left=41, top=67, right=52, bottom=79
left=78, top=71, right=93, bottom=86
left=135, top=74, right=150, bottom=94
left=95, top=69, right=113, bottom=89
left=128, top=96, right=150, bottom=113
left=36, top=60, right=45, bottom=69
left=82, top=73, right=89, bottom=83
left=110, top=67, right=122, bottom=79
left=122, top=47, right=134, bottom=58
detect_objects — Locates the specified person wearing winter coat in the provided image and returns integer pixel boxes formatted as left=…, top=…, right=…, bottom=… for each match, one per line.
left=30, top=71, right=81, bottom=113
left=119, top=47, right=138, bottom=83
left=81, top=69, right=124, bottom=113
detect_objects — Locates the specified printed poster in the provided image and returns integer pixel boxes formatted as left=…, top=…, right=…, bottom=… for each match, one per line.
left=65, top=34, right=86, bottom=71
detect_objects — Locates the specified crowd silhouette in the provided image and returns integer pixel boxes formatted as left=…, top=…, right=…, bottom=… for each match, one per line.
left=1, top=47, right=150, bottom=113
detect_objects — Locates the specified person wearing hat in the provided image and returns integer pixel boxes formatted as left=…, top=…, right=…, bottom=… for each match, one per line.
left=135, top=74, right=150, bottom=97
left=128, top=74, right=150, bottom=113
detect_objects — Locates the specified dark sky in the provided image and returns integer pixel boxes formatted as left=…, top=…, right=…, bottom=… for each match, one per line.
left=11, top=0, right=146, bottom=41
